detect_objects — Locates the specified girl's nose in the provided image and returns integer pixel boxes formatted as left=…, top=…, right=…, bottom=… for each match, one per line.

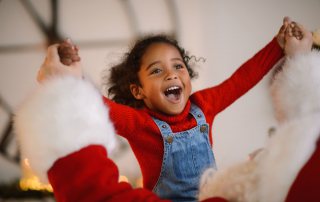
left=166, top=73, right=178, bottom=80
left=165, top=69, right=178, bottom=80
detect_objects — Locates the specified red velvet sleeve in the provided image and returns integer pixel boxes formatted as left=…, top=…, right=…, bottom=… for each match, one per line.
left=48, top=145, right=170, bottom=202
left=193, top=37, right=284, bottom=114
left=47, top=145, right=228, bottom=202
left=285, top=138, right=320, bottom=202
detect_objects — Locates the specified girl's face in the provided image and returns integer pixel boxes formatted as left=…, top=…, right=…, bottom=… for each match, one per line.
left=130, top=43, right=192, bottom=115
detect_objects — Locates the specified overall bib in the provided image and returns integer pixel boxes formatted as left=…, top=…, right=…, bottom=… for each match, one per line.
left=152, top=104, right=216, bottom=202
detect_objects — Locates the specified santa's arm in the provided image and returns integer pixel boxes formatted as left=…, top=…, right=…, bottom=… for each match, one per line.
left=48, top=144, right=170, bottom=202
left=14, top=71, right=164, bottom=201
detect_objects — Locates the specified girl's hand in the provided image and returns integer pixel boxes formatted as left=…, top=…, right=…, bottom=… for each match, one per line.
left=58, top=38, right=81, bottom=66
left=276, top=16, right=291, bottom=49
left=37, top=43, right=83, bottom=83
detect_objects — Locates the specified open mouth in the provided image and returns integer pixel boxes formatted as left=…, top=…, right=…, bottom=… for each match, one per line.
left=164, top=86, right=182, bottom=103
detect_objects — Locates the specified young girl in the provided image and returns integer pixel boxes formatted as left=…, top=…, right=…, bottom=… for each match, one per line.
left=38, top=18, right=298, bottom=202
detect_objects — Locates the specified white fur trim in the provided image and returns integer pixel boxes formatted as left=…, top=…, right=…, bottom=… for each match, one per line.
left=271, top=50, right=320, bottom=123
left=199, top=115, right=320, bottom=202
left=199, top=160, right=258, bottom=202
left=255, top=114, right=320, bottom=202
left=14, top=76, right=117, bottom=183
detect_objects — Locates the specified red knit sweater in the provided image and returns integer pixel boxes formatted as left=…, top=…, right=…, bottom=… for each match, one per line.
left=103, top=38, right=283, bottom=190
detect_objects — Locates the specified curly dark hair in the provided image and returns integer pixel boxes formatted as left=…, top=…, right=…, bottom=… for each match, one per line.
left=106, top=34, right=198, bottom=108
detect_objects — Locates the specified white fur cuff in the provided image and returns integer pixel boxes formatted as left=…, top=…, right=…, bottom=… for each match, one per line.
left=271, top=50, right=320, bottom=122
left=14, top=76, right=117, bottom=182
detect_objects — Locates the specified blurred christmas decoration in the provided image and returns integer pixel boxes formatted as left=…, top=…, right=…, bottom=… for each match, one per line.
left=135, top=176, right=143, bottom=188
left=19, top=158, right=53, bottom=192
left=119, top=175, right=129, bottom=183
left=0, top=180, right=54, bottom=200
left=0, top=158, right=54, bottom=200
left=312, top=28, right=320, bottom=50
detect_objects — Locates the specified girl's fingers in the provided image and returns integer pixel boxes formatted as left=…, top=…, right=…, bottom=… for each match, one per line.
left=285, top=25, right=292, bottom=37
left=60, top=54, right=80, bottom=65
left=276, top=16, right=293, bottom=49
left=283, top=16, right=291, bottom=23
left=59, top=48, right=79, bottom=55
left=58, top=38, right=81, bottom=66
left=71, top=55, right=81, bottom=62
left=279, top=24, right=286, bottom=35
left=59, top=51, right=80, bottom=59
left=61, top=58, right=73, bottom=66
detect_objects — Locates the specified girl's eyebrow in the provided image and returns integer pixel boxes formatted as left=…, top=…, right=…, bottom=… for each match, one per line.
left=171, top=58, right=183, bottom=62
left=146, top=58, right=183, bottom=70
left=146, top=61, right=160, bottom=70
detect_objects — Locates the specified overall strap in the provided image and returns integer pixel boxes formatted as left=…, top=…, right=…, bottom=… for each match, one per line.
left=152, top=117, right=173, bottom=138
left=189, top=103, right=206, bottom=125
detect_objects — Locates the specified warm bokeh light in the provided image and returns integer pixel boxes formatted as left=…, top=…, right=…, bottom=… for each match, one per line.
left=135, top=176, right=143, bottom=188
left=19, top=158, right=53, bottom=192
left=19, top=175, right=53, bottom=192
left=119, top=175, right=129, bottom=183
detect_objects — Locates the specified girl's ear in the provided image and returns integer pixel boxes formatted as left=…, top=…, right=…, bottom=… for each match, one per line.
left=130, top=84, right=145, bottom=100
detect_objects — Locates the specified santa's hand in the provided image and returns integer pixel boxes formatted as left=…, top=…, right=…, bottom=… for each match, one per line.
left=284, top=22, right=313, bottom=57
left=37, top=43, right=83, bottom=83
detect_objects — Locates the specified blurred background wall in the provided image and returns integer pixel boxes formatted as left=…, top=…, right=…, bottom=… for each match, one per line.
left=0, top=0, right=319, bottom=190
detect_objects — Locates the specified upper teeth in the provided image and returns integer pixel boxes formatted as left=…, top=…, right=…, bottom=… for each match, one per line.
left=166, top=86, right=180, bottom=91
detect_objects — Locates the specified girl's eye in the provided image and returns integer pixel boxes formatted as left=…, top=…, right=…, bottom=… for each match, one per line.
left=150, top=68, right=162, bottom=75
left=174, top=64, right=184, bottom=69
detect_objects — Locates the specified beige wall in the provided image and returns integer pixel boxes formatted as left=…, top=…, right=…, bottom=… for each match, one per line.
left=0, top=0, right=319, bottom=183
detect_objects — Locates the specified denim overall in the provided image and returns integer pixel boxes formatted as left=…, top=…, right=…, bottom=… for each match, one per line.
left=152, top=104, right=216, bottom=202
